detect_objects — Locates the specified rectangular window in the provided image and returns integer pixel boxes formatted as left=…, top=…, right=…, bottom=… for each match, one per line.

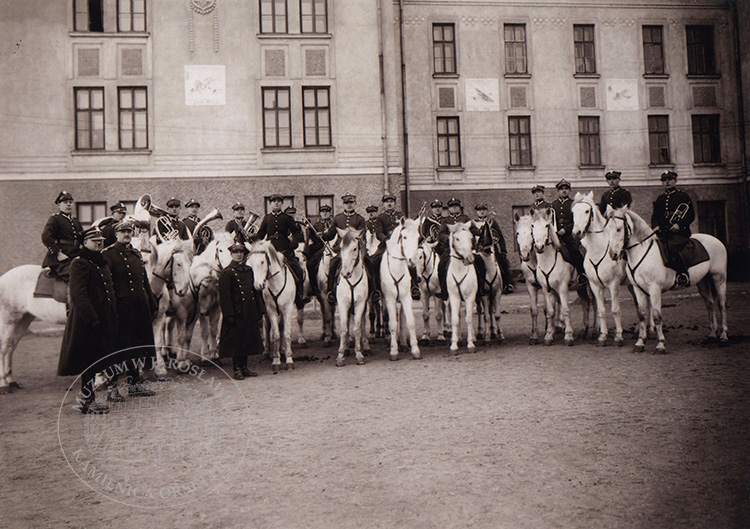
left=262, top=87, right=291, bottom=148
left=691, top=114, right=721, bottom=163
left=642, top=25, right=665, bottom=74
left=436, top=116, right=461, bottom=168
left=260, top=0, right=288, bottom=34
left=118, top=87, right=148, bottom=150
left=305, top=195, right=334, bottom=224
left=302, top=87, right=331, bottom=147
left=121, top=200, right=137, bottom=214
left=698, top=200, right=726, bottom=244
left=574, top=24, right=596, bottom=74
left=433, top=24, right=456, bottom=75
left=117, top=0, right=146, bottom=32
left=264, top=196, right=294, bottom=213
left=686, top=25, right=716, bottom=75
left=300, top=0, right=327, bottom=34
left=578, top=116, right=601, bottom=166
left=74, top=0, right=104, bottom=32
left=504, top=24, right=527, bottom=74
left=77, top=202, right=107, bottom=228
left=648, top=115, right=670, bottom=164
left=75, top=87, right=105, bottom=150
left=508, top=116, right=532, bottom=166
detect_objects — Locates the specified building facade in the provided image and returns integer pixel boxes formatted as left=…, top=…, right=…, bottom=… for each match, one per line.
left=1, top=0, right=749, bottom=276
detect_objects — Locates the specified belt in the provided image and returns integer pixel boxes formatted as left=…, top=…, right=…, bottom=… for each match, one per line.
left=56, top=239, right=78, bottom=245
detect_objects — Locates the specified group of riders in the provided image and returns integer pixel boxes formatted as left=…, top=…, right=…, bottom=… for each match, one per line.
left=41, top=167, right=696, bottom=314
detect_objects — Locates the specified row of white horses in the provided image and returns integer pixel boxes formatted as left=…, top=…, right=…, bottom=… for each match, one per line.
left=0, top=191, right=729, bottom=392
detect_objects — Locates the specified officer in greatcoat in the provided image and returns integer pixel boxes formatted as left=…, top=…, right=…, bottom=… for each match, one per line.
left=218, top=242, right=265, bottom=380
left=599, top=170, right=633, bottom=214
left=651, top=170, right=695, bottom=287
left=57, top=227, right=118, bottom=414
left=101, top=202, right=128, bottom=247
left=42, top=191, right=84, bottom=282
left=102, top=220, right=157, bottom=400
left=551, top=179, right=588, bottom=285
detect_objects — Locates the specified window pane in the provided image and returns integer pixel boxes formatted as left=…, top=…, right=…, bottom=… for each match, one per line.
left=120, top=89, right=132, bottom=108
left=134, top=89, right=146, bottom=107
left=303, top=89, right=316, bottom=107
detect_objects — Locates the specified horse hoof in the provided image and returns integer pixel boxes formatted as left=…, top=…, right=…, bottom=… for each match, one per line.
left=0, top=386, right=11, bottom=394
left=290, top=363, right=295, bottom=370
left=356, top=358, right=365, bottom=365
left=654, top=346, right=667, bottom=355
left=336, top=358, right=345, bottom=367
left=614, top=339, right=624, bottom=347
left=272, top=365, right=279, bottom=374
left=719, top=336, right=730, bottom=347
left=297, top=342, right=308, bottom=349
left=8, top=381, right=22, bottom=389
left=476, top=333, right=484, bottom=341
left=390, top=354, right=399, bottom=362
left=323, top=340, right=332, bottom=348
left=497, top=336, right=506, bottom=345
left=467, top=345, right=476, bottom=354
left=411, top=352, right=422, bottom=360
left=529, top=338, right=538, bottom=345
left=565, top=339, right=574, bottom=347
left=633, top=345, right=645, bottom=353
left=543, top=339, right=553, bottom=346
left=596, top=339, right=606, bottom=348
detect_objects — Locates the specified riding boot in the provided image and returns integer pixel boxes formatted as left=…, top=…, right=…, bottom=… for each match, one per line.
left=498, top=253, right=515, bottom=294
left=327, top=257, right=341, bottom=305
left=674, top=255, right=690, bottom=287
left=409, top=266, right=421, bottom=300
left=436, top=258, right=449, bottom=300
left=474, top=258, right=487, bottom=296
left=232, top=357, right=244, bottom=380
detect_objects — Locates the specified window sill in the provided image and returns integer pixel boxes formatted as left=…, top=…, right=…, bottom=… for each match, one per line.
left=504, top=73, right=531, bottom=79
left=433, top=73, right=460, bottom=79
left=687, top=73, right=721, bottom=80
left=574, top=73, right=600, bottom=79
left=69, top=31, right=150, bottom=38
left=693, top=162, right=726, bottom=168
left=507, top=165, right=536, bottom=171
left=578, top=164, right=605, bottom=170
left=261, top=146, right=335, bottom=153
left=643, top=73, right=670, bottom=79
left=257, top=33, right=332, bottom=40
left=648, top=163, right=675, bottom=168
left=71, top=149, right=152, bottom=156
left=436, top=166, right=464, bottom=173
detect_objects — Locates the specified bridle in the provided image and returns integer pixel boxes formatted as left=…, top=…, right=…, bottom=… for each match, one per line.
left=609, top=214, right=657, bottom=294
left=449, top=230, right=474, bottom=302
left=250, top=248, right=288, bottom=314
left=385, top=226, right=410, bottom=298
left=417, top=244, right=438, bottom=294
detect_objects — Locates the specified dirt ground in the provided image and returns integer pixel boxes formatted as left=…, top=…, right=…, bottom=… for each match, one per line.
left=2, top=284, right=750, bottom=529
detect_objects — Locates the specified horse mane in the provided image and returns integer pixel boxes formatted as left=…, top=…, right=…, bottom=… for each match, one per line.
left=621, top=207, right=652, bottom=240
left=252, top=240, right=286, bottom=268
left=531, top=208, right=562, bottom=250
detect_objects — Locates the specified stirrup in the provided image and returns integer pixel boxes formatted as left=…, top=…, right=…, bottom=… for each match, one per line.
left=370, top=290, right=381, bottom=303
left=676, top=273, right=690, bottom=287
left=503, top=284, right=515, bottom=295
left=577, top=274, right=589, bottom=286
left=327, top=292, right=337, bottom=305
left=410, top=286, right=421, bottom=300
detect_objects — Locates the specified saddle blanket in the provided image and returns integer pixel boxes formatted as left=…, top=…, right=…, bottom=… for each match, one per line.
left=33, top=269, right=67, bottom=304
left=657, top=238, right=710, bottom=269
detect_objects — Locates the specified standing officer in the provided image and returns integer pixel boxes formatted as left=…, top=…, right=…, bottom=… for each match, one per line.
left=226, top=202, right=251, bottom=242
left=374, top=193, right=421, bottom=300
left=102, top=220, right=157, bottom=400
left=651, top=170, right=695, bottom=287
left=155, top=197, right=189, bottom=242
left=305, top=204, right=333, bottom=297
left=530, top=185, right=550, bottom=212
left=218, top=242, right=265, bottom=380
left=42, top=191, right=83, bottom=282
left=101, top=202, right=127, bottom=247
left=599, top=170, right=632, bottom=214
left=320, top=193, right=372, bottom=305
left=250, top=194, right=307, bottom=309
left=435, top=197, right=487, bottom=300
left=474, top=203, right=514, bottom=294
left=58, top=227, right=117, bottom=414
left=551, top=180, right=588, bottom=286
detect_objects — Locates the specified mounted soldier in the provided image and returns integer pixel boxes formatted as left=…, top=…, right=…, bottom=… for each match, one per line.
left=651, top=170, right=695, bottom=287
left=365, top=204, right=379, bottom=234
left=155, top=197, right=189, bottom=243
left=373, top=193, right=420, bottom=300
left=474, top=203, right=514, bottom=294
left=225, top=202, right=255, bottom=243
left=100, top=202, right=127, bottom=247
left=305, top=204, right=333, bottom=298
left=599, top=170, right=632, bottom=214
left=551, top=179, right=588, bottom=286
left=420, top=199, right=443, bottom=242
left=41, top=191, right=83, bottom=282
left=530, top=185, right=550, bottom=212
left=182, top=198, right=201, bottom=234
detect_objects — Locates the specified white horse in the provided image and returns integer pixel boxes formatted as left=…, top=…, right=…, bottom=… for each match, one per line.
left=315, top=247, right=336, bottom=346
left=446, top=222, right=478, bottom=353
left=416, top=239, right=446, bottom=342
left=531, top=209, right=592, bottom=346
left=474, top=220, right=505, bottom=345
left=365, top=229, right=385, bottom=339
left=293, top=240, right=309, bottom=349
left=380, top=218, right=421, bottom=361
left=515, top=213, right=551, bottom=345
left=247, top=240, right=296, bottom=373
left=334, top=228, right=370, bottom=367
left=606, top=206, right=729, bottom=353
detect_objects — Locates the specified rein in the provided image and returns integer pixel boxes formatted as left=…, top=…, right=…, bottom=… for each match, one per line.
left=341, top=241, right=366, bottom=307
left=611, top=215, right=656, bottom=295
left=418, top=245, right=438, bottom=295
left=385, top=228, right=408, bottom=298
left=252, top=249, right=288, bottom=314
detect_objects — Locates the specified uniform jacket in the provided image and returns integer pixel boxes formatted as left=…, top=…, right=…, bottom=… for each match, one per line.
left=531, top=199, right=551, bottom=212
left=307, top=218, right=332, bottom=257
left=375, top=210, right=404, bottom=243
left=365, top=218, right=378, bottom=234
left=437, top=213, right=473, bottom=255
left=253, top=211, right=303, bottom=255
left=218, top=261, right=265, bottom=358
left=182, top=214, right=200, bottom=235
left=102, top=242, right=158, bottom=358
left=551, top=197, right=574, bottom=234
left=321, top=211, right=366, bottom=250
left=100, top=218, right=118, bottom=248
left=599, top=187, right=633, bottom=213
left=474, top=217, right=508, bottom=255
left=57, top=248, right=118, bottom=376
left=41, top=212, right=83, bottom=268
left=225, top=218, right=251, bottom=242
left=651, top=188, right=695, bottom=238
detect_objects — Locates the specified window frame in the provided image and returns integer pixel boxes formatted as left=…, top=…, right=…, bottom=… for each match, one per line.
left=432, top=23, right=457, bottom=75
left=74, top=87, right=105, bottom=151
left=118, top=86, right=149, bottom=150
left=305, top=195, right=334, bottom=224
left=691, top=114, right=721, bottom=163
left=578, top=116, right=601, bottom=167
left=299, top=0, right=327, bottom=34
left=508, top=116, right=532, bottom=167
left=647, top=115, right=671, bottom=165
left=74, top=0, right=104, bottom=32
left=302, top=86, right=332, bottom=147
left=686, top=25, right=717, bottom=76
left=117, top=0, right=146, bottom=32
left=259, top=0, right=289, bottom=34
left=77, top=202, right=107, bottom=228
left=262, top=87, right=292, bottom=148
left=642, top=25, right=665, bottom=75
left=436, top=116, right=462, bottom=168
left=573, top=24, right=597, bottom=74
left=504, top=24, right=528, bottom=75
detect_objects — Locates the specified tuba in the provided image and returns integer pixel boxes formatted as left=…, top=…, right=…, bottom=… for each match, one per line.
left=192, top=208, right=223, bottom=251
left=669, top=203, right=690, bottom=225
left=243, top=211, right=260, bottom=236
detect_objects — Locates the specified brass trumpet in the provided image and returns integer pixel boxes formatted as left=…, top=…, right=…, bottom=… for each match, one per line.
left=669, top=202, right=690, bottom=225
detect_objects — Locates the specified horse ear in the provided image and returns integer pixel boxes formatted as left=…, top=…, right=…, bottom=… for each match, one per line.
left=586, top=191, right=594, bottom=200
left=514, top=212, right=521, bottom=223
left=354, top=228, right=365, bottom=240
left=336, top=227, right=346, bottom=238
left=448, top=223, right=459, bottom=233
left=462, top=220, right=472, bottom=230
left=399, top=217, right=405, bottom=227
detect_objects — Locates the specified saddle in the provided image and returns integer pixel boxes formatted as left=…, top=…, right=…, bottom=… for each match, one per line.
left=656, top=238, right=709, bottom=269
left=33, top=268, right=68, bottom=303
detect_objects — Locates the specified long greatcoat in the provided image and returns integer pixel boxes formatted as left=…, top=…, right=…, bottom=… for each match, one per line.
left=58, top=248, right=118, bottom=376
left=218, top=261, right=265, bottom=358
left=102, top=242, right=158, bottom=363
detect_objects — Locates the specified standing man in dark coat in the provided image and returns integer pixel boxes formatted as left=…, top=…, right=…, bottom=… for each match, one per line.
left=42, top=191, right=83, bottom=282
left=374, top=193, right=421, bottom=300
left=651, top=170, right=695, bottom=287
left=599, top=170, right=633, bottom=214
left=101, top=202, right=128, bottom=247
left=218, top=243, right=265, bottom=380
left=474, top=203, right=514, bottom=294
left=102, top=220, right=157, bottom=400
left=58, top=227, right=118, bottom=414
left=530, top=185, right=550, bottom=212
left=551, top=179, right=588, bottom=286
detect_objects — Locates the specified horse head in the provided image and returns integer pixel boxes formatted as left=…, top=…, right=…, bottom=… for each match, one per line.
left=514, top=212, right=534, bottom=262
left=606, top=206, right=631, bottom=261
left=417, top=238, right=438, bottom=275
left=531, top=209, right=554, bottom=254
left=339, top=228, right=364, bottom=279
left=198, top=276, right=219, bottom=317
left=389, top=217, right=420, bottom=268
left=170, top=240, right=194, bottom=297
left=473, top=220, right=494, bottom=253
left=247, top=240, right=273, bottom=290
left=449, top=221, right=474, bottom=265
left=571, top=191, right=596, bottom=241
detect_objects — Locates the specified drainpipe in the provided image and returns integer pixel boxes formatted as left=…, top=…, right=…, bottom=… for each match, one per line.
left=376, top=0, right=389, bottom=196
left=398, top=0, right=410, bottom=214
left=732, top=3, right=750, bottom=247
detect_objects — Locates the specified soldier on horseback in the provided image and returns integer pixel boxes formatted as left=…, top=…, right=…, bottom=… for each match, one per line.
left=551, top=180, right=588, bottom=286
left=651, top=170, right=695, bottom=287
left=41, top=191, right=83, bottom=282
left=155, top=197, right=189, bottom=242
left=305, top=203, right=333, bottom=298
left=530, top=185, right=550, bottom=212
left=365, top=204, right=379, bottom=233
left=474, top=203, right=514, bottom=294
left=225, top=202, right=251, bottom=243
left=182, top=198, right=201, bottom=233
left=599, top=170, right=632, bottom=214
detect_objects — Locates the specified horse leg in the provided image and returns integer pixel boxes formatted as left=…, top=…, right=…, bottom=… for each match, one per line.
left=697, top=278, right=718, bottom=341
left=420, top=291, right=431, bottom=342
left=714, top=275, right=729, bottom=343
left=0, top=313, right=34, bottom=392
left=282, top=309, right=294, bottom=370
left=609, top=282, right=624, bottom=347
left=361, top=305, right=371, bottom=355
left=542, top=290, right=557, bottom=346
left=649, top=287, right=666, bottom=354
left=465, top=292, right=476, bottom=353
left=558, top=285, right=574, bottom=346
left=436, top=299, right=446, bottom=342
left=493, top=288, right=505, bottom=344
left=353, top=300, right=366, bottom=365
left=448, top=293, right=461, bottom=352
left=152, top=313, right=169, bottom=379
left=336, top=298, right=349, bottom=367
left=401, top=296, right=421, bottom=360
left=296, top=307, right=308, bottom=348
left=209, top=310, right=220, bottom=359
left=385, top=290, right=400, bottom=360
left=590, top=282, right=608, bottom=346
left=527, top=285, right=539, bottom=345
left=269, top=313, right=281, bottom=374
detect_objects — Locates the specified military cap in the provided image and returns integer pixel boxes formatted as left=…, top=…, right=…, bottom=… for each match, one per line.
left=531, top=185, right=545, bottom=194
left=269, top=193, right=284, bottom=202
left=231, top=202, right=246, bottom=211
left=341, top=193, right=356, bottom=203
left=447, top=197, right=461, bottom=207
left=319, top=204, right=332, bottom=212
left=228, top=242, right=249, bottom=254
left=284, top=206, right=297, bottom=215
left=185, top=199, right=200, bottom=208
left=605, top=170, right=622, bottom=180
left=114, top=220, right=135, bottom=232
left=382, top=193, right=397, bottom=203
left=430, top=199, right=443, bottom=208
left=55, top=191, right=74, bottom=204
left=555, top=179, right=571, bottom=190
left=474, top=203, right=488, bottom=210
left=365, top=204, right=378, bottom=213
left=83, top=226, right=105, bottom=241
left=661, top=170, right=678, bottom=181
left=110, top=201, right=127, bottom=213
left=166, top=197, right=181, bottom=207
